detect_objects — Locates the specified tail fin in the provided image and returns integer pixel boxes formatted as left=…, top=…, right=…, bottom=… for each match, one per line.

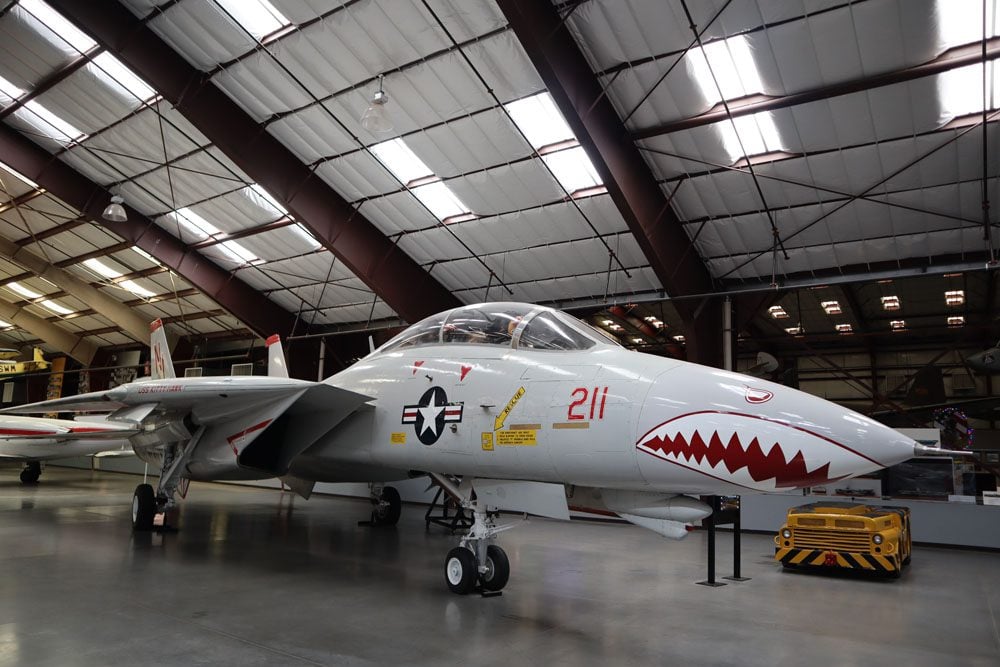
left=266, top=334, right=288, bottom=378
left=33, top=348, right=44, bottom=363
left=150, top=319, right=175, bottom=380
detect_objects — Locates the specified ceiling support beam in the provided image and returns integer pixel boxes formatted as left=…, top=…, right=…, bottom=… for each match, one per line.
left=0, top=235, right=151, bottom=343
left=0, top=297, right=96, bottom=364
left=0, top=123, right=299, bottom=340
left=634, top=38, right=1000, bottom=141
left=497, top=0, right=713, bottom=319
left=49, top=0, right=460, bottom=324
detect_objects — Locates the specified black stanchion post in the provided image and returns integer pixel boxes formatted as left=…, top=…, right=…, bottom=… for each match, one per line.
left=697, top=495, right=726, bottom=587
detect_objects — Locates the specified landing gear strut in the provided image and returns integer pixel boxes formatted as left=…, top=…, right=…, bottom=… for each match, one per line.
left=434, top=475, right=513, bottom=596
left=19, top=462, right=41, bottom=485
left=363, top=484, right=401, bottom=526
left=132, top=429, right=202, bottom=532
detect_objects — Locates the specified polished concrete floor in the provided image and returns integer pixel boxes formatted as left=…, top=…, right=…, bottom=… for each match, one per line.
left=0, top=468, right=997, bottom=666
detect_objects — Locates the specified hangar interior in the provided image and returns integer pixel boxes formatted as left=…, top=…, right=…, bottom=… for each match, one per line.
left=0, top=0, right=998, bottom=664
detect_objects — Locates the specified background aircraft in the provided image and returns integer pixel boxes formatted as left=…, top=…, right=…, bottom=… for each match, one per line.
left=0, top=417, right=137, bottom=484
left=0, top=347, right=49, bottom=376
left=6, top=303, right=925, bottom=594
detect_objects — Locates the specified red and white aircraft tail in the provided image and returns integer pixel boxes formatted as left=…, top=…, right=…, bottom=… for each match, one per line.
left=149, top=319, right=175, bottom=380
left=266, top=334, right=288, bottom=378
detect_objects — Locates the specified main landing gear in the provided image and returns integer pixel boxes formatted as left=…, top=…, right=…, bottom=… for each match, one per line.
left=19, top=462, right=41, bottom=485
left=362, top=483, right=402, bottom=526
left=434, top=475, right=512, bottom=596
left=132, top=430, right=202, bottom=532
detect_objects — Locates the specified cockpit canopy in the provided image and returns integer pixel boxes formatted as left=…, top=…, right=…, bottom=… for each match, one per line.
left=379, top=302, right=621, bottom=352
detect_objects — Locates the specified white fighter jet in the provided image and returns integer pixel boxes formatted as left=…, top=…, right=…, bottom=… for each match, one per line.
left=0, top=417, right=137, bottom=484
left=5, top=303, right=925, bottom=594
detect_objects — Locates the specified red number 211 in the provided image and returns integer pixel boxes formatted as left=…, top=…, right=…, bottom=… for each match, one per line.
left=568, top=386, right=608, bottom=420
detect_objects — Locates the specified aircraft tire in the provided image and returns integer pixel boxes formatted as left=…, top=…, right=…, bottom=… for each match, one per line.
left=480, top=545, right=509, bottom=591
left=19, top=463, right=40, bottom=485
left=374, top=486, right=401, bottom=526
left=132, top=484, right=156, bottom=532
left=445, top=547, right=477, bottom=594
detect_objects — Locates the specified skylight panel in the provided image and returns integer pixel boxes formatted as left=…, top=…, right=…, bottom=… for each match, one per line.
left=214, top=0, right=290, bottom=40
left=0, top=319, right=12, bottom=329
left=172, top=207, right=221, bottom=240
left=15, top=101, right=86, bottom=144
left=505, top=92, right=575, bottom=149
left=719, top=112, right=783, bottom=161
left=133, top=247, right=163, bottom=267
left=0, top=74, right=25, bottom=106
left=371, top=139, right=433, bottom=185
left=41, top=299, right=73, bottom=315
left=218, top=240, right=260, bottom=266
left=91, top=52, right=156, bottom=104
left=688, top=35, right=764, bottom=104
left=543, top=147, right=602, bottom=194
left=292, top=223, right=321, bottom=249
left=83, top=258, right=156, bottom=298
left=0, top=160, right=40, bottom=189
left=412, top=181, right=471, bottom=221
left=7, top=282, right=42, bottom=299
left=169, top=208, right=260, bottom=265
left=939, top=63, right=1000, bottom=119
left=936, top=0, right=999, bottom=49
left=19, top=0, right=97, bottom=54
left=246, top=184, right=288, bottom=216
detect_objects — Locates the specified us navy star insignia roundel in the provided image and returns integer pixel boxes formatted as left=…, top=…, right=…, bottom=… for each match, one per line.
left=401, top=386, right=463, bottom=445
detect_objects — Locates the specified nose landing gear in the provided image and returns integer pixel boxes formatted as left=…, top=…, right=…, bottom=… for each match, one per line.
left=433, top=474, right=513, bottom=596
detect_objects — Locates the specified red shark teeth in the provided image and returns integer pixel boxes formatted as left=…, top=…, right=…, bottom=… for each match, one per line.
left=639, top=429, right=836, bottom=488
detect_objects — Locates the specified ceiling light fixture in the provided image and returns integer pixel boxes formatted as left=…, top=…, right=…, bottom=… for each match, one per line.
left=768, top=305, right=788, bottom=319
left=881, top=295, right=901, bottom=311
left=820, top=300, right=842, bottom=315
left=944, top=290, right=965, bottom=306
left=102, top=194, right=127, bottom=222
left=361, top=74, right=392, bottom=135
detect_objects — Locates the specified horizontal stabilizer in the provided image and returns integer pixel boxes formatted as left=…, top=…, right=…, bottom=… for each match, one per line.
left=472, top=480, right=570, bottom=521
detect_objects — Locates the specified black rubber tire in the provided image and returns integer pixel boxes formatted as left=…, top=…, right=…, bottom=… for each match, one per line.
left=481, top=544, right=510, bottom=591
left=373, top=486, right=401, bottom=526
left=19, top=463, right=41, bottom=485
left=444, top=547, right=477, bottom=595
left=132, top=484, right=156, bottom=532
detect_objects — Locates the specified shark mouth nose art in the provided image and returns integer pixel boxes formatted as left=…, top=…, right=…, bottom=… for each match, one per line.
left=636, top=411, right=880, bottom=491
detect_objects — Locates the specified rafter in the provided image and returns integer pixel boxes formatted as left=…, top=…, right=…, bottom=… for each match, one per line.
left=496, top=0, right=713, bottom=319
left=0, top=123, right=299, bottom=340
left=49, top=0, right=460, bottom=324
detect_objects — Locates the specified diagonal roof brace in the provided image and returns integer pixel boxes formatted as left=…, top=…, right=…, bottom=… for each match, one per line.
left=496, top=0, right=714, bottom=319
left=47, top=0, right=460, bottom=324
left=0, top=123, right=299, bottom=341
left=0, top=296, right=97, bottom=365
left=0, top=236, right=151, bottom=344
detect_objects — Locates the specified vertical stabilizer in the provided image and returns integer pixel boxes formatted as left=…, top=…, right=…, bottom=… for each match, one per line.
left=266, top=334, right=288, bottom=378
left=150, top=319, right=175, bottom=380
left=33, top=347, right=45, bottom=363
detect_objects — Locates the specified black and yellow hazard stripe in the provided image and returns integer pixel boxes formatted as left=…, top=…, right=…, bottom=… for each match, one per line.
left=775, top=547, right=901, bottom=574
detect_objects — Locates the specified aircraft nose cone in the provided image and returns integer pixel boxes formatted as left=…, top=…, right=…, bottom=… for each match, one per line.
left=635, top=363, right=916, bottom=493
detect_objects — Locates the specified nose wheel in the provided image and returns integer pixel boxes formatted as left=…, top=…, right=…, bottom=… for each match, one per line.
left=444, top=544, right=510, bottom=595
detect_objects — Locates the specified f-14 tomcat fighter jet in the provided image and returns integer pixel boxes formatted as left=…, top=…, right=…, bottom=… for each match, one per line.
left=0, top=417, right=136, bottom=484
left=6, top=303, right=923, bottom=594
